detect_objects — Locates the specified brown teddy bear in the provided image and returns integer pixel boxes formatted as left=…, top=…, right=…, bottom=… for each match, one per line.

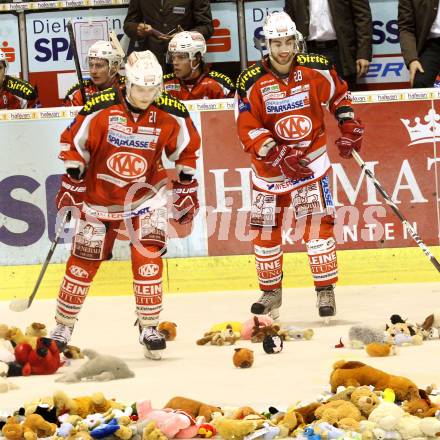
left=330, top=360, right=420, bottom=401
left=1, top=416, right=23, bottom=440
left=350, top=386, right=380, bottom=417
left=233, top=348, right=254, bottom=368
left=25, top=323, right=47, bottom=338
left=365, top=342, right=396, bottom=357
left=63, top=345, right=84, bottom=359
left=22, top=413, right=57, bottom=440
left=314, top=400, right=362, bottom=430
left=295, top=402, right=322, bottom=424
left=163, top=396, right=221, bottom=422
left=402, top=389, right=440, bottom=418
left=250, top=317, right=280, bottom=343
left=157, top=322, right=177, bottom=341
left=197, top=326, right=240, bottom=346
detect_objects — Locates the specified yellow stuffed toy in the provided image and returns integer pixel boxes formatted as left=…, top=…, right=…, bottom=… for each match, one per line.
left=1, top=416, right=23, bottom=440
left=22, top=413, right=57, bottom=440
left=53, top=391, right=118, bottom=418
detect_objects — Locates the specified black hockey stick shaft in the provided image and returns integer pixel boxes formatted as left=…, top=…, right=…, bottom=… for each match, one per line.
left=352, top=150, right=440, bottom=272
left=67, top=21, right=87, bottom=103
left=26, top=210, right=71, bottom=308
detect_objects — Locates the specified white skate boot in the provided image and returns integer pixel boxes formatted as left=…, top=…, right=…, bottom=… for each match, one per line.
left=251, top=288, right=282, bottom=320
left=49, top=323, right=74, bottom=352
left=139, top=326, right=166, bottom=360
left=316, top=285, right=336, bottom=325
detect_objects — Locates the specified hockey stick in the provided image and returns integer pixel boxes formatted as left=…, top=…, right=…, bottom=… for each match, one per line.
left=67, top=21, right=87, bottom=104
left=9, top=210, right=71, bottom=312
left=352, top=150, right=440, bottom=272
left=109, top=30, right=125, bottom=60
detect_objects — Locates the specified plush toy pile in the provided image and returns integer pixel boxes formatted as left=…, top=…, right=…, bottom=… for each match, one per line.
left=1, top=362, right=440, bottom=440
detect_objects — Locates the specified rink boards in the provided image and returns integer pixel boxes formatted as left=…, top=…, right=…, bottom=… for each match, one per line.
left=1, top=90, right=440, bottom=296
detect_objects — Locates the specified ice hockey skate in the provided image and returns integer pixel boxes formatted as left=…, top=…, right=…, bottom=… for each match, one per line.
left=251, top=288, right=282, bottom=320
left=316, top=285, right=336, bottom=325
left=49, top=323, right=74, bottom=352
left=139, top=326, right=166, bottom=360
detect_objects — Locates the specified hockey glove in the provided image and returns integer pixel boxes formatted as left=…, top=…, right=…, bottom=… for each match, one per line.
left=336, top=118, right=365, bottom=159
left=264, top=144, right=314, bottom=180
left=56, top=173, right=86, bottom=210
left=172, top=179, right=199, bottom=224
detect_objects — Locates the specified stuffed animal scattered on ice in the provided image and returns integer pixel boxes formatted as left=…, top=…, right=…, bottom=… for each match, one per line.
left=233, top=348, right=254, bottom=368
left=330, top=360, right=420, bottom=401
left=418, top=309, right=440, bottom=339
left=55, top=349, right=134, bottom=382
left=163, top=397, right=221, bottom=423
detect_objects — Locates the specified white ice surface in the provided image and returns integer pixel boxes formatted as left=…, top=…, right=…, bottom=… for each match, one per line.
left=1, top=283, right=440, bottom=411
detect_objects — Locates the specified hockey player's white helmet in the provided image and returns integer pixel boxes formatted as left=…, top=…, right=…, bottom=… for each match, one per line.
left=263, top=11, right=297, bottom=40
left=263, top=11, right=300, bottom=59
left=125, top=50, right=163, bottom=108
left=87, top=40, right=123, bottom=70
left=167, top=31, right=207, bottom=61
left=0, top=51, right=8, bottom=70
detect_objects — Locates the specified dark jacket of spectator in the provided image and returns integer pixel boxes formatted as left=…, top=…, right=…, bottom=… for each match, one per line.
left=398, top=0, right=440, bottom=66
left=124, top=0, right=213, bottom=68
left=284, top=0, right=372, bottom=77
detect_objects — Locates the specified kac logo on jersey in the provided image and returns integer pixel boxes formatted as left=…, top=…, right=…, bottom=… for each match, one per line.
left=275, top=115, right=312, bottom=140
left=107, top=152, right=148, bottom=179
left=107, top=129, right=158, bottom=150
left=69, top=265, right=89, bottom=278
left=265, top=92, right=310, bottom=114
left=138, top=263, right=160, bottom=277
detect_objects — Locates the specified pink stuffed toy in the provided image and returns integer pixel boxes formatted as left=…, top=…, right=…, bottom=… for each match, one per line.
left=136, top=400, right=201, bottom=438
left=241, top=316, right=274, bottom=340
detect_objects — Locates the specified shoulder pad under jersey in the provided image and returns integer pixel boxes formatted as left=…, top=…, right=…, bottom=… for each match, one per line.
left=5, top=76, right=37, bottom=101
left=65, top=79, right=93, bottom=98
left=295, top=53, right=331, bottom=70
left=163, top=72, right=176, bottom=81
left=208, top=70, right=235, bottom=91
left=236, top=61, right=265, bottom=96
left=79, top=87, right=120, bottom=115
left=154, top=92, right=188, bottom=118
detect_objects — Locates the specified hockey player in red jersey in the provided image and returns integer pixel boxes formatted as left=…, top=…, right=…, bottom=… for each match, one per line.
left=163, top=31, right=235, bottom=100
left=63, top=40, right=125, bottom=107
left=51, top=50, right=200, bottom=359
left=236, top=11, right=364, bottom=323
left=0, top=51, right=38, bottom=109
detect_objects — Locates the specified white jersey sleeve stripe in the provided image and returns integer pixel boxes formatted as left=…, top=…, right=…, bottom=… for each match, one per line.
left=73, top=110, right=103, bottom=165
left=167, top=115, right=190, bottom=162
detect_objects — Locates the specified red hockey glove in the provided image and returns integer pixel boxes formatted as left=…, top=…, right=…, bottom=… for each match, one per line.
left=336, top=118, right=365, bottom=159
left=263, top=144, right=314, bottom=180
left=172, top=179, right=199, bottom=224
left=55, top=174, right=86, bottom=210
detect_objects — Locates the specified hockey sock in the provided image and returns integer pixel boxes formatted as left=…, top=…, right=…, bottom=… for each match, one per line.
left=55, top=255, right=101, bottom=327
left=132, top=245, right=163, bottom=327
left=254, top=244, right=283, bottom=290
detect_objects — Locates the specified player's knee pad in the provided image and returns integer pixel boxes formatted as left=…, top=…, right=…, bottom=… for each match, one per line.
left=306, top=237, right=338, bottom=287
left=254, top=245, right=283, bottom=290
left=130, top=208, right=167, bottom=252
left=71, top=216, right=118, bottom=261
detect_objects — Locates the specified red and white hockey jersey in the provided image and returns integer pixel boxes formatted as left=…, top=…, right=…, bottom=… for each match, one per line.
left=63, top=75, right=126, bottom=107
left=0, top=75, right=38, bottom=109
left=236, top=54, right=353, bottom=194
left=59, top=88, right=200, bottom=217
left=163, top=69, right=235, bottom=100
